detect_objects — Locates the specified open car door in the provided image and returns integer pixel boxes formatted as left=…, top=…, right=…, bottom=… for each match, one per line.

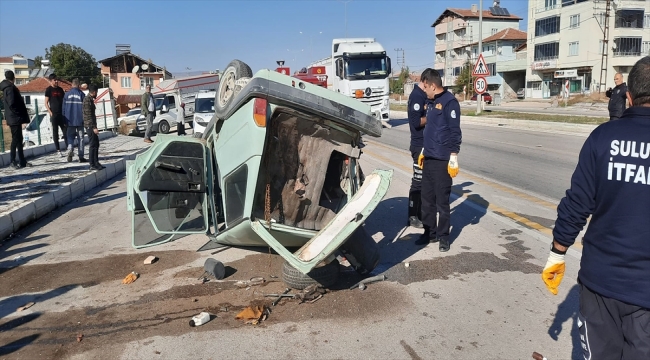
left=126, top=135, right=213, bottom=248
left=250, top=169, right=392, bottom=275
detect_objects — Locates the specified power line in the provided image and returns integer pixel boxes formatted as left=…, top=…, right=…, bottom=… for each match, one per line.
left=394, top=48, right=405, bottom=69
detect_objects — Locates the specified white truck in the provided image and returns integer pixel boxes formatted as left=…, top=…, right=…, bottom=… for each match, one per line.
left=310, top=38, right=392, bottom=128
left=137, top=74, right=219, bottom=134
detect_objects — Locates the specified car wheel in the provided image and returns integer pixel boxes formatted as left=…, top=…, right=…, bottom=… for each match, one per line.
left=158, top=120, right=170, bottom=134
left=282, top=259, right=340, bottom=290
left=215, top=59, right=253, bottom=119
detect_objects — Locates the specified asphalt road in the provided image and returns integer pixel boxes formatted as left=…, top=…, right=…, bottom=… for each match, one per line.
left=460, top=104, right=608, bottom=118
left=379, top=117, right=587, bottom=202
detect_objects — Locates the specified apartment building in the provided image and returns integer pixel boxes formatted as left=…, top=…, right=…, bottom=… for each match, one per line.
left=526, top=0, right=650, bottom=99
left=432, top=5, right=523, bottom=87
left=0, top=55, right=37, bottom=85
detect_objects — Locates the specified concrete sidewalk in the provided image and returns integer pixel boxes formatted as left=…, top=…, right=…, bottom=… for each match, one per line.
left=0, top=134, right=149, bottom=241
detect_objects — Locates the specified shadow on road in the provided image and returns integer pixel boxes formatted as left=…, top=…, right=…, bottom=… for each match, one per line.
left=548, top=284, right=582, bottom=359
left=0, top=284, right=78, bottom=319
left=0, top=333, right=41, bottom=356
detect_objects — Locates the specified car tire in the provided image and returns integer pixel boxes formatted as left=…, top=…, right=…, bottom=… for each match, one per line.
left=282, top=259, right=340, bottom=290
left=215, top=59, right=253, bottom=119
left=340, top=227, right=380, bottom=275
left=158, top=120, right=170, bottom=134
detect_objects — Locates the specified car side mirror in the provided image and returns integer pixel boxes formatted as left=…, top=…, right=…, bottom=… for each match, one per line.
left=387, top=56, right=392, bottom=75
left=161, top=105, right=168, bottom=113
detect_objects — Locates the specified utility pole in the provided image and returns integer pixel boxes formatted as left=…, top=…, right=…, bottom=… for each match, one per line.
left=476, top=0, right=483, bottom=115
left=394, top=48, right=405, bottom=69
left=598, top=0, right=611, bottom=93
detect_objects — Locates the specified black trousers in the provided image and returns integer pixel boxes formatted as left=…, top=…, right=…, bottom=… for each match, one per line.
left=421, top=157, right=452, bottom=240
left=51, top=114, right=68, bottom=151
left=408, top=147, right=423, bottom=220
left=579, top=283, right=650, bottom=359
left=10, top=125, right=26, bottom=166
left=86, top=127, right=100, bottom=166
left=177, top=121, right=186, bottom=135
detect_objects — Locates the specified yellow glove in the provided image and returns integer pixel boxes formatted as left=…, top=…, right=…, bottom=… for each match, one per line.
left=448, top=154, right=459, bottom=178
left=541, top=251, right=565, bottom=295
left=417, top=149, right=424, bottom=169
left=122, top=271, right=139, bottom=284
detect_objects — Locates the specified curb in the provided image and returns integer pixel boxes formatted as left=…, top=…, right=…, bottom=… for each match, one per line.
left=0, top=131, right=116, bottom=168
left=0, top=149, right=143, bottom=241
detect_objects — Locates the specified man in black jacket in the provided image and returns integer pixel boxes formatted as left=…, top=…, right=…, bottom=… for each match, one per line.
left=543, top=56, right=650, bottom=358
left=1, top=70, right=32, bottom=168
left=605, top=72, right=628, bottom=121
left=83, top=85, right=104, bottom=171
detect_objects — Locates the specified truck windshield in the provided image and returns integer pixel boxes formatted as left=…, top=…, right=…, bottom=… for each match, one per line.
left=195, top=97, right=215, bottom=113
left=345, top=56, right=388, bottom=80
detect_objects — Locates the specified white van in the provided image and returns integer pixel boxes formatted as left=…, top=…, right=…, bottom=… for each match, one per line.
left=192, top=90, right=215, bottom=137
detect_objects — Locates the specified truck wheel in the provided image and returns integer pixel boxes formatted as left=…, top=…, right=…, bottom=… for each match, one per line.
left=215, top=59, right=252, bottom=119
left=282, top=259, right=339, bottom=290
left=158, top=120, right=170, bottom=134
left=340, top=227, right=380, bottom=275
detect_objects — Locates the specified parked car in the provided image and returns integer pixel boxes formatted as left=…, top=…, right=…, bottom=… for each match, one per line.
left=516, top=88, right=525, bottom=99
left=126, top=60, right=392, bottom=289
left=471, top=92, right=492, bottom=104
left=192, top=90, right=216, bottom=138
left=117, top=107, right=143, bottom=126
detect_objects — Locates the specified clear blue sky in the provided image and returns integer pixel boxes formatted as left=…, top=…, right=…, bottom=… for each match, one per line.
left=0, top=0, right=529, bottom=75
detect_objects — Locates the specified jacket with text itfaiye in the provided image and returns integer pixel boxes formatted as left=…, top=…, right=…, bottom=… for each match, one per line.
left=423, top=90, right=462, bottom=161
left=553, top=106, right=650, bottom=309
left=62, top=87, right=85, bottom=127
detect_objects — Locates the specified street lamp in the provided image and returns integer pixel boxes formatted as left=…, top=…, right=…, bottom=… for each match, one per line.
left=337, top=0, right=353, bottom=37
left=299, top=31, right=323, bottom=62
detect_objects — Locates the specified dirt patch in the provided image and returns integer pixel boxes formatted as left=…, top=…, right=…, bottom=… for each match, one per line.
left=0, top=251, right=200, bottom=298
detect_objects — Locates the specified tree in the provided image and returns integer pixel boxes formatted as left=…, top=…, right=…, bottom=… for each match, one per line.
left=454, top=60, right=474, bottom=96
left=390, top=67, right=410, bottom=94
left=45, top=43, right=102, bottom=87
left=34, top=55, right=43, bottom=68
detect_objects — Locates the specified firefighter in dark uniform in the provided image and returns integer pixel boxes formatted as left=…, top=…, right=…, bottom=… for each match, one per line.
left=542, top=56, right=650, bottom=358
left=415, top=68, right=461, bottom=252
left=407, top=81, right=428, bottom=228
left=605, top=72, right=629, bottom=121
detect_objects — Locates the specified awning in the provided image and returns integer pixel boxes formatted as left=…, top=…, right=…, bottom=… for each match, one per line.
left=527, top=74, right=542, bottom=82
left=116, top=95, right=142, bottom=105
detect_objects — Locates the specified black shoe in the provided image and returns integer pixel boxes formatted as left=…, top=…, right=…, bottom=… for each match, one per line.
left=17, top=162, right=32, bottom=168
left=90, top=165, right=104, bottom=171
left=415, top=234, right=438, bottom=246
left=96, top=163, right=106, bottom=169
left=408, top=216, right=423, bottom=229
left=67, top=152, right=73, bottom=162
left=79, top=157, right=88, bottom=163
left=11, top=162, right=20, bottom=169
left=439, top=238, right=450, bottom=252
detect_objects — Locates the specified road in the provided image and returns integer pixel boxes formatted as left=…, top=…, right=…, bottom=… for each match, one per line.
left=379, top=116, right=587, bottom=202
left=460, top=104, right=608, bottom=118
left=0, top=124, right=585, bottom=359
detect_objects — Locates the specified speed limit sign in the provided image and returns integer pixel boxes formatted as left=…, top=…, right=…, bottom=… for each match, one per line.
left=474, top=76, right=487, bottom=94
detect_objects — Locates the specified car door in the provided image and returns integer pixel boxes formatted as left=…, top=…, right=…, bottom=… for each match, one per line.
left=126, top=136, right=214, bottom=248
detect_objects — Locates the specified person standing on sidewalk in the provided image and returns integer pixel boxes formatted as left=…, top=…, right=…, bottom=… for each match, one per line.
left=177, top=102, right=186, bottom=136
left=44, top=74, right=68, bottom=156
left=605, top=72, right=628, bottom=121
left=415, top=68, right=461, bottom=252
left=407, top=81, right=427, bottom=228
left=62, top=79, right=87, bottom=163
left=1, top=70, right=32, bottom=169
left=141, top=85, right=155, bottom=143
left=83, top=85, right=104, bottom=170
left=542, top=56, right=650, bottom=359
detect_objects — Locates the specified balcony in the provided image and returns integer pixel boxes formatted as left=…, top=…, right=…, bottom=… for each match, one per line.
left=535, top=4, right=561, bottom=14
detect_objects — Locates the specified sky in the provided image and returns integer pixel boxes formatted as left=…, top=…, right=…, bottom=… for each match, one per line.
left=0, top=0, right=529, bottom=76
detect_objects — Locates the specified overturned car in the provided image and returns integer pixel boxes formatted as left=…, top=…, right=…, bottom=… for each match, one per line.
left=126, top=60, right=392, bottom=289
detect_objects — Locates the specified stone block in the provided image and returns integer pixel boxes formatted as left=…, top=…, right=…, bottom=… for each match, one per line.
left=83, top=173, right=98, bottom=193
left=10, top=202, right=36, bottom=233
left=96, top=168, right=107, bottom=184
left=53, top=185, right=72, bottom=208
left=69, top=179, right=86, bottom=200
left=34, top=192, right=56, bottom=219
left=105, top=162, right=116, bottom=179
left=0, top=214, right=13, bottom=241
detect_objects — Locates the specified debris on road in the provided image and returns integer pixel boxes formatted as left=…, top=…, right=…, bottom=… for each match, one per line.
left=532, top=352, right=547, bottom=360
left=77, top=333, right=83, bottom=342
left=264, top=284, right=327, bottom=304
left=349, top=274, right=387, bottom=290
left=16, top=302, right=35, bottom=311
left=144, top=256, right=158, bottom=265
left=272, top=288, right=291, bottom=306
left=189, top=312, right=212, bottom=327
left=198, top=258, right=226, bottom=280
left=234, top=277, right=265, bottom=288
left=235, top=305, right=268, bottom=325
left=122, top=271, right=139, bottom=284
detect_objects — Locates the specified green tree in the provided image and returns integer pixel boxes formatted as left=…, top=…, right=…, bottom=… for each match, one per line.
left=45, top=43, right=102, bottom=86
left=390, top=67, right=410, bottom=94
left=454, top=60, right=474, bottom=96
left=33, top=55, right=43, bottom=68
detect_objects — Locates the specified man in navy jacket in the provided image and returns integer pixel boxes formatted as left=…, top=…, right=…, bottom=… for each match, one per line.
left=543, top=56, right=650, bottom=358
left=407, top=81, right=427, bottom=228
left=63, top=79, right=87, bottom=163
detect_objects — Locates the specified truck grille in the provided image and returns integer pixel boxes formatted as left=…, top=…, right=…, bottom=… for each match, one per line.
left=353, top=88, right=385, bottom=108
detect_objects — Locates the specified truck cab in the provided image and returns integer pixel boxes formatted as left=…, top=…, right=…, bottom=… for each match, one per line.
left=192, top=90, right=216, bottom=137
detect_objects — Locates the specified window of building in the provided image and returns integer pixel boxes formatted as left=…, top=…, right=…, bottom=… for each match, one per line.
left=24, top=95, right=31, bottom=105
left=598, top=40, right=605, bottom=55
left=596, top=12, right=607, bottom=27
left=643, top=41, right=650, bottom=56
left=120, top=76, right=131, bottom=88
left=561, top=0, right=588, bottom=7
left=613, top=37, right=642, bottom=56
left=140, top=76, right=155, bottom=90
left=569, top=41, right=579, bottom=56
left=534, top=42, right=560, bottom=60
left=570, top=14, right=580, bottom=28
left=644, top=14, right=650, bottom=28
left=491, top=28, right=498, bottom=35
left=14, top=79, right=24, bottom=85
left=535, top=16, right=560, bottom=37
left=527, top=81, right=542, bottom=90
left=615, top=10, right=644, bottom=29
left=545, top=0, right=557, bottom=8
left=487, top=63, right=496, bottom=75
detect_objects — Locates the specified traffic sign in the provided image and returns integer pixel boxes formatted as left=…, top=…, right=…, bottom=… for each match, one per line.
left=474, top=76, right=487, bottom=94
left=472, top=54, right=490, bottom=76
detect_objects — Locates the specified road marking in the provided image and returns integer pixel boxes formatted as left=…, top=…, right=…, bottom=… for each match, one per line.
left=362, top=140, right=582, bottom=250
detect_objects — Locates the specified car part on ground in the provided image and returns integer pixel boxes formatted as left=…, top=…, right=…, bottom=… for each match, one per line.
left=282, top=259, right=340, bottom=290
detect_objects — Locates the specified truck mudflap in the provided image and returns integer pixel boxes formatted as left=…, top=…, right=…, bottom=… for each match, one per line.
left=250, top=169, right=392, bottom=275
